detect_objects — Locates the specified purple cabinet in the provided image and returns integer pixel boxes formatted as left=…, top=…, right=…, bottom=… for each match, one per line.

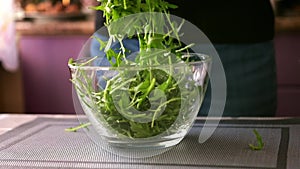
left=19, top=33, right=300, bottom=116
left=19, top=35, right=89, bottom=114
left=275, top=32, right=300, bottom=116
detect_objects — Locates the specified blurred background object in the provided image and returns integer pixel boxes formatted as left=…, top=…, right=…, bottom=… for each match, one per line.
left=80, top=0, right=98, bottom=14
left=17, top=0, right=87, bottom=20
left=0, top=0, right=19, bottom=72
left=0, top=0, right=24, bottom=113
left=273, top=0, right=300, bottom=16
left=22, top=0, right=82, bottom=14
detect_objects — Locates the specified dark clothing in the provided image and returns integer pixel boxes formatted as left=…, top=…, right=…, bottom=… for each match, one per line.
left=95, top=10, right=104, bottom=31
left=168, top=0, right=275, bottom=43
left=93, top=0, right=277, bottom=117
left=200, top=41, right=277, bottom=117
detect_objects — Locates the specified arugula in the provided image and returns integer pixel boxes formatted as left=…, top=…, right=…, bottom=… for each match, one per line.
left=249, top=129, right=264, bottom=151
left=65, top=122, right=91, bottom=132
left=68, top=0, right=197, bottom=138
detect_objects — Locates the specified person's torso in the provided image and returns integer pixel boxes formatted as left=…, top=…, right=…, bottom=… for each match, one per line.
left=168, top=0, right=275, bottom=43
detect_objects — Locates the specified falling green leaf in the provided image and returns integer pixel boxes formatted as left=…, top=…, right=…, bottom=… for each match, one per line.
left=249, top=129, right=264, bottom=150
left=65, top=122, right=91, bottom=132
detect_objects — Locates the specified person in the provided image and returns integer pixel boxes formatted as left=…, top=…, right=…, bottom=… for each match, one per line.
left=168, top=0, right=277, bottom=117
left=93, top=0, right=277, bottom=117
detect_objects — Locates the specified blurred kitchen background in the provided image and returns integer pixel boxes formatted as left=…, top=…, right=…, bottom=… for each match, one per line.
left=0, top=0, right=299, bottom=116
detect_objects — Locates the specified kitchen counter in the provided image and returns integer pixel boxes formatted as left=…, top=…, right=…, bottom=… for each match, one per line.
left=15, top=16, right=300, bottom=36
left=275, top=16, right=300, bottom=33
left=16, top=16, right=95, bottom=36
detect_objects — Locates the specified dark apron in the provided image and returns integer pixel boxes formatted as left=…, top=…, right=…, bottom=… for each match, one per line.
left=199, top=41, right=277, bottom=117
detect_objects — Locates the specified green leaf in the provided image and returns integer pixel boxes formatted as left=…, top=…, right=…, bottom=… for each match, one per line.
left=69, top=0, right=195, bottom=139
left=68, top=58, right=74, bottom=66
left=65, top=123, right=91, bottom=132
left=92, top=36, right=108, bottom=51
left=249, top=129, right=264, bottom=150
left=167, top=3, right=178, bottom=9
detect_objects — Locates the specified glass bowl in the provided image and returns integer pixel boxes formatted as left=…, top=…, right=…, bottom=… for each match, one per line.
left=68, top=52, right=211, bottom=151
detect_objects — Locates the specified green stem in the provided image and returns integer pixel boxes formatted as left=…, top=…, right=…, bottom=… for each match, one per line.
left=137, top=77, right=156, bottom=109
left=151, top=97, right=180, bottom=128
left=123, top=0, right=127, bottom=9
left=249, top=129, right=264, bottom=150
left=65, top=122, right=91, bottom=132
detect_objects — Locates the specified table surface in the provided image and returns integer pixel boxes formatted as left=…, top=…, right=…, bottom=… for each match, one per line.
left=0, top=114, right=75, bottom=135
left=0, top=114, right=299, bottom=169
left=0, top=114, right=294, bottom=134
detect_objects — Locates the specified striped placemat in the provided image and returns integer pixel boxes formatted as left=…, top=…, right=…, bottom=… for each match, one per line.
left=0, top=117, right=299, bottom=169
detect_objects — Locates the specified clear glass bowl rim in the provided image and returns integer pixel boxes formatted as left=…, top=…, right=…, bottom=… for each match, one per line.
left=68, top=53, right=212, bottom=71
